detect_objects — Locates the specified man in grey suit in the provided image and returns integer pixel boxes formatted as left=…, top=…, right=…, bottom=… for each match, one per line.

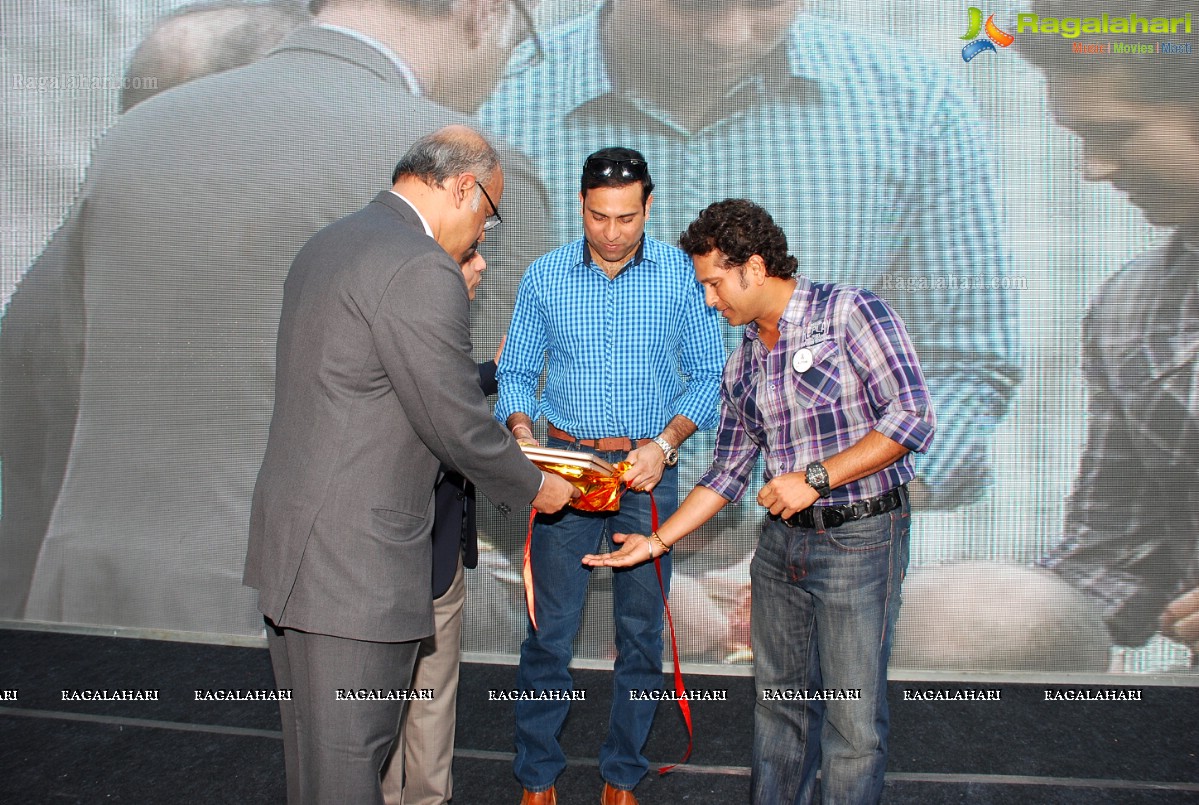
left=10, top=0, right=552, bottom=633
left=245, top=126, right=577, bottom=805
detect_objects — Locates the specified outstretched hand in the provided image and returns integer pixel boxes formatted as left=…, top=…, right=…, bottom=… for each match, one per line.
left=582, top=532, right=658, bottom=568
left=1161, top=586, right=1199, bottom=651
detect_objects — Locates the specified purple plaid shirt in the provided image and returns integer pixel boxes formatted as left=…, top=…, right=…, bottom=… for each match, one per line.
left=699, top=277, right=935, bottom=506
left=1039, top=237, right=1199, bottom=647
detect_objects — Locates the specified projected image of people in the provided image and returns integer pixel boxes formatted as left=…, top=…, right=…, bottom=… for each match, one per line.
left=0, top=0, right=311, bottom=620
left=475, top=0, right=1021, bottom=671
left=5, top=0, right=1197, bottom=692
left=0, top=0, right=554, bottom=635
left=895, top=0, right=1199, bottom=673
left=480, top=0, right=1021, bottom=510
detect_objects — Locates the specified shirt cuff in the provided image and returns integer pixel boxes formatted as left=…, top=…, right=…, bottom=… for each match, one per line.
left=874, top=410, right=935, bottom=454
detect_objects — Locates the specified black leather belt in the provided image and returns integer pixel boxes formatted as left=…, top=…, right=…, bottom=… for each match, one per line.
left=770, top=486, right=904, bottom=529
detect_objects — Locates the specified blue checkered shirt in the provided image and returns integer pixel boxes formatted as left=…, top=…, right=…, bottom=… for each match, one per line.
left=495, top=237, right=724, bottom=439
left=700, top=277, right=935, bottom=506
left=479, top=10, right=1020, bottom=507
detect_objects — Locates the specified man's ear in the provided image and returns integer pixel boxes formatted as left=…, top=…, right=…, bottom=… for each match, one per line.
left=747, top=254, right=768, bottom=284
left=447, top=173, right=473, bottom=210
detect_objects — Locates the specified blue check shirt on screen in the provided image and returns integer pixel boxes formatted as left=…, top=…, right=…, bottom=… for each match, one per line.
left=494, top=237, right=724, bottom=440
left=479, top=11, right=1021, bottom=507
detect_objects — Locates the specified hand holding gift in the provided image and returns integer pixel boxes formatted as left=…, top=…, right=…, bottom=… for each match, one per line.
left=520, top=445, right=628, bottom=512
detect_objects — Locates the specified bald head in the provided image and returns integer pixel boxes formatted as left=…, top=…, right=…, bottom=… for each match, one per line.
left=391, top=124, right=500, bottom=188
left=122, top=1, right=310, bottom=112
left=391, top=125, right=504, bottom=265
left=892, top=561, right=1114, bottom=673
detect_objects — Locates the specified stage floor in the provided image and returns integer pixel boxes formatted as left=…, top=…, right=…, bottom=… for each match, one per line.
left=2, top=628, right=1197, bottom=803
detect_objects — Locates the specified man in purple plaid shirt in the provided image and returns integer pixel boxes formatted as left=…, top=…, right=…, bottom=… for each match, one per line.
left=585, top=199, right=935, bottom=804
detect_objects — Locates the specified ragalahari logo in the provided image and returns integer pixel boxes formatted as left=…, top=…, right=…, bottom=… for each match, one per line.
left=961, top=7, right=1014, bottom=61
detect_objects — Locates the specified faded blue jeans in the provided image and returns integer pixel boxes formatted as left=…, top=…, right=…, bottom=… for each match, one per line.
left=750, top=488, right=910, bottom=804
left=513, top=441, right=677, bottom=793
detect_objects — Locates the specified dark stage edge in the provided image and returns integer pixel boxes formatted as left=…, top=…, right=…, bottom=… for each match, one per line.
left=2, top=628, right=1198, bottom=804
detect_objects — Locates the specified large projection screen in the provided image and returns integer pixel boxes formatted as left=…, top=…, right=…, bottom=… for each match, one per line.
left=2, top=0, right=1196, bottom=680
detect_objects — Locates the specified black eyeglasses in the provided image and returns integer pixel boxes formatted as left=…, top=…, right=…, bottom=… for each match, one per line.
left=505, top=0, right=545, bottom=75
left=583, top=156, right=649, bottom=182
left=477, top=181, right=502, bottom=231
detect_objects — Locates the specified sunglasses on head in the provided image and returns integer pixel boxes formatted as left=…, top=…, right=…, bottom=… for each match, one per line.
left=583, top=156, right=649, bottom=181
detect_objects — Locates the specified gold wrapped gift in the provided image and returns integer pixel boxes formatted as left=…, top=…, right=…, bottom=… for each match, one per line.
left=520, top=445, right=628, bottom=512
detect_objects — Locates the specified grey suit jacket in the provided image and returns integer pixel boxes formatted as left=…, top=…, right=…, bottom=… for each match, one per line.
left=12, top=25, right=553, bottom=634
left=244, top=192, right=540, bottom=642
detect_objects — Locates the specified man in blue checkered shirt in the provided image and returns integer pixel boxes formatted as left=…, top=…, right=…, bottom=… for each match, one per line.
left=479, top=0, right=1021, bottom=510
left=495, top=148, right=724, bottom=805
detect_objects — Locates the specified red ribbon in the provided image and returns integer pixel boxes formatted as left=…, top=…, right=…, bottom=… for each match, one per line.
left=522, top=507, right=539, bottom=632
left=648, top=493, right=693, bottom=774
left=522, top=490, right=693, bottom=775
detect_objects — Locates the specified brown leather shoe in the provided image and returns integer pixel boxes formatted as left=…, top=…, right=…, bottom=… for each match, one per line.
left=520, top=786, right=557, bottom=804
left=600, top=782, right=639, bottom=805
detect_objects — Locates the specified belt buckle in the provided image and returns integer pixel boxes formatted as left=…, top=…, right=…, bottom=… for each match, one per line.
left=777, top=510, right=807, bottom=528
left=599, top=436, right=633, bottom=453
left=822, top=507, right=845, bottom=528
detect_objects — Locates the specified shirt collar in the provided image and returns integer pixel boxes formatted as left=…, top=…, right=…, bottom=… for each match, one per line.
left=554, top=8, right=842, bottom=121
left=317, top=23, right=423, bottom=96
left=783, top=16, right=851, bottom=88
left=745, top=275, right=813, bottom=344
left=578, top=236, right=648, bottom=273
left=388, top=191, right=434, bottom=238
left=552, top=10, right=613, bottom=117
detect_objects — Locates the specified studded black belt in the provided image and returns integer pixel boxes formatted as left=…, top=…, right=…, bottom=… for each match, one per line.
left=770, top=486, right=905, bottom=529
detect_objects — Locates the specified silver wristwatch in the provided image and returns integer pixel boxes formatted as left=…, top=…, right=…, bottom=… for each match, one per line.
left=651, top=435, right=678, bottom=466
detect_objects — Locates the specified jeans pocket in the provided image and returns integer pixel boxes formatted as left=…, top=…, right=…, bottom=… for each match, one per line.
left=824, top=514, right=893, bottom=552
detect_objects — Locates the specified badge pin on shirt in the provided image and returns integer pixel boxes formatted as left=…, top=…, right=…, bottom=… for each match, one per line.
left=792, top=348, right=814, bottom=374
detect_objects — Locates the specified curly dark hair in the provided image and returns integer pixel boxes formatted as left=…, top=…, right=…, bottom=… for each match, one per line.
left=678, top=199, right=797, bottom=279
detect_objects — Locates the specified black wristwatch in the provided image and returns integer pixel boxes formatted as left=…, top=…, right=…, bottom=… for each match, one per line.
left=805, top=461, right=831, bottom=498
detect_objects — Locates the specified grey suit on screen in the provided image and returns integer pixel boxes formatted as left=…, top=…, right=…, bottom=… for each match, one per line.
left=10, top=25, right=552, bottom=635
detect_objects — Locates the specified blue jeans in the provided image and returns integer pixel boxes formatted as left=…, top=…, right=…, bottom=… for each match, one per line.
left=750, top=489, right=910, bottom=805
left=513, top=441, right=677, bottom=792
